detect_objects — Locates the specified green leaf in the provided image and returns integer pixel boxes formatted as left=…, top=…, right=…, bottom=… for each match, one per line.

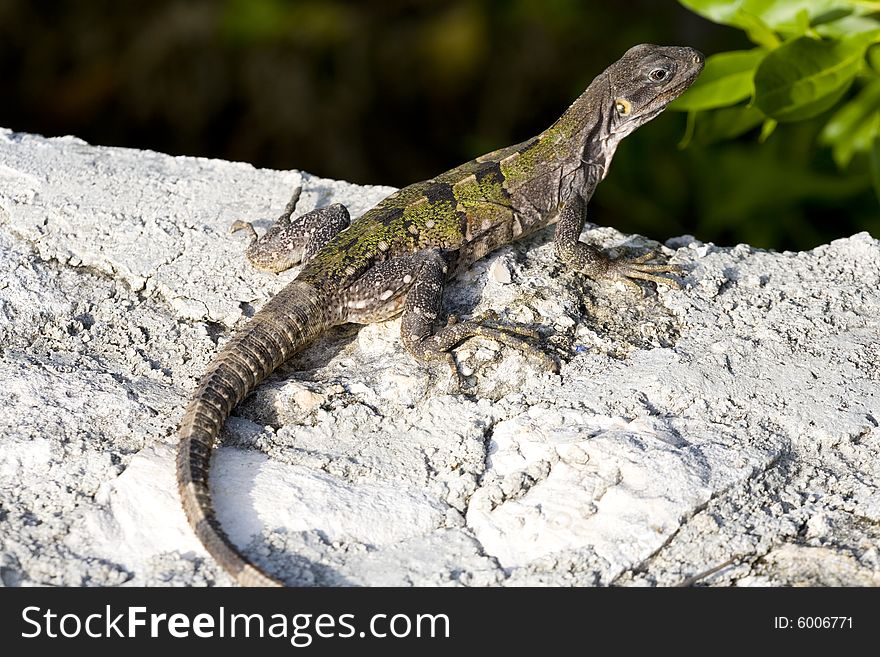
left=693, top=104, right=766, bottom=144
left=795, top=9, right=816, bottom=36
left=738, top=11, right=783, bottom=48
left=749, top=1, right=851, bottom=32
left=816, top=14, right=880, bottom=38
left=753, top=34, right=879, bottom=122
left=678, top=0, right=880, bottom=32
left=820, top=81, right=880, bottom=141
left=820, top=80, right=880, bottom=166
left=870, top=43, right=880, bottom=71
left=811, top=8, right=855, bottom=28
left=676, top=0, right=748, bottom=26
left=677, top=110, right=696, bottom=149
left=669, top=49, right=765, bottom=111
left=759, top=118, right=778, bottom=141
left=673, top=2, right=779, bottom=47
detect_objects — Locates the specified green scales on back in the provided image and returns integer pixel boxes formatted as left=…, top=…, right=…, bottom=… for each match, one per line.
left=298, top=150, right=530, bottom=286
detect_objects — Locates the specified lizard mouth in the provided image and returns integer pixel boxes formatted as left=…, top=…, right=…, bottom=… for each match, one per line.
left=669, top=66, right=703, bottom=100
left=677, top=55, right=705, bottom=93
left=613, top=76, right=700, bottom=132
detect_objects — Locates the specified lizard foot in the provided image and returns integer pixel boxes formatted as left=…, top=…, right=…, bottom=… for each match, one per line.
left=468, top=309, right=542, bottom=340
left=409, top=319, right=557, bottom=393
left=609, top=251, right=683, bottom=291
left=230, top=219, right=258, bottom=242
left=433, top=317, right=558, bottom=374
left=229, top=186, right=303, bottom=242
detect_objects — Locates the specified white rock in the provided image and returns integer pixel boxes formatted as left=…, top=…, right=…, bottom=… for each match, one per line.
left=1, top=129, right=878, bottom=587
left=489, top=257, right=512, bottom=284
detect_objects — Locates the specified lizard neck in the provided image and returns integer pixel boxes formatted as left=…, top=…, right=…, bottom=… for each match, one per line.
left=551, top=71, right=622, bottom=205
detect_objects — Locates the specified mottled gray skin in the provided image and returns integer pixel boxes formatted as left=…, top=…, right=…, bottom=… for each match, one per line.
left=178, top=44, right=704, bottom=586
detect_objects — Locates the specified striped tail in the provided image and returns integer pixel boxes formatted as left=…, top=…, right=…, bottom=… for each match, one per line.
left=176, top=281, right=329, bottom=586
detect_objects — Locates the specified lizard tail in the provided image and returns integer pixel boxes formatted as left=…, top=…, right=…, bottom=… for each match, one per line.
left=176, top=281, right=327, bottom=586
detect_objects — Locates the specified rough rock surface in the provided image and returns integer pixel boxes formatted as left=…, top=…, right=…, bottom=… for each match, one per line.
left=0, top=128, right=878, bottom=587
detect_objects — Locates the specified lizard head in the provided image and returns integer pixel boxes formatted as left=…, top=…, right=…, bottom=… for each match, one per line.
left=606, top=44, right=703, bottom=138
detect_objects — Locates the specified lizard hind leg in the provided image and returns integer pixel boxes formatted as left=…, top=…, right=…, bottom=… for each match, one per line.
left=231, top=185, right=351, bottom=273
left=400, top=251, right=557, bottom=392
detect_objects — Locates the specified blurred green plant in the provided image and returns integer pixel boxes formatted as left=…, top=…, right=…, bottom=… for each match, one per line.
left=3, top=0, right=874, bottom=249
left=672, top=0, right=880, bottom=200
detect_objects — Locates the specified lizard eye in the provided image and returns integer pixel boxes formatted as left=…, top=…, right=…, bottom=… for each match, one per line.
left=614, top=98, right=631, bottom=115
left=649, top=68, right=669, bottom=82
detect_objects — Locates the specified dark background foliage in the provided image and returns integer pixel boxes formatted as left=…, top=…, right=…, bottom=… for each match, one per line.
left=1, top=0, right=876, bottom=249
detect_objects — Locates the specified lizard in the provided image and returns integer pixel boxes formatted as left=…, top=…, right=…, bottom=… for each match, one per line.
left=177, top=43, right=704, bottom=586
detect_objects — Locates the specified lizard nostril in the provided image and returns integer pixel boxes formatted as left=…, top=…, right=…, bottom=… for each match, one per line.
left=693, top=53, right=704, bottom=65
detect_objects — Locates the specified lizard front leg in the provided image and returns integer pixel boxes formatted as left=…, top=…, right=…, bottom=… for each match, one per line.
left=554, top=195, right=681, bottom=290
left=398, top=250, right=556, bottom=388
left=231, top=186, right=351, bottom=272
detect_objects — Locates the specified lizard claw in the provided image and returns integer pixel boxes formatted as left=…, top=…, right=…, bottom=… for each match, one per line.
left=467, top=323, right=557, bottom=371
left=612, top=251, right=683, bottom=289
left=425, top=316, right=558, bottom=378
left=471, top=310, right=543, bottom=341
left=444, top=352, right=462, bottom=394
left=474, top=309, right=500, bottom=323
